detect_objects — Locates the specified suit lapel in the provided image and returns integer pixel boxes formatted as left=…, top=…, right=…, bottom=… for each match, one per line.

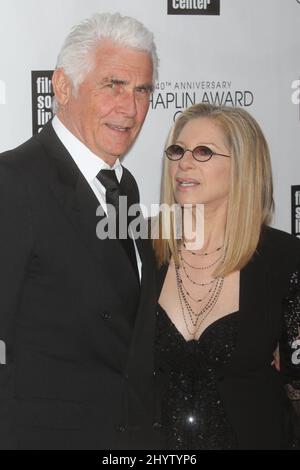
left=126, top=235, right=157, bottom=374
left=117, top=171, right=157, bottom=369
left=35, top=121, right=140, bottom=292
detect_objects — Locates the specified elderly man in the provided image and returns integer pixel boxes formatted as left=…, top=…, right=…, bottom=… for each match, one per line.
left=0, top=13, right=161, bottom=449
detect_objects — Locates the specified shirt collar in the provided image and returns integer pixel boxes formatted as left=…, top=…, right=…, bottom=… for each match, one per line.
left=52, top=115, right=122, bottom=183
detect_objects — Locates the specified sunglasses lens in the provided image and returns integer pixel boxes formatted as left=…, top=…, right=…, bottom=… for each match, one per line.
left=193, top=146, right=212, bottom=161
left=166, top=144, right=184, bottom=160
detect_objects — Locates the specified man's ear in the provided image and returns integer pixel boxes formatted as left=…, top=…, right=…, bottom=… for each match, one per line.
left=52, top=68, right=73, bottom=106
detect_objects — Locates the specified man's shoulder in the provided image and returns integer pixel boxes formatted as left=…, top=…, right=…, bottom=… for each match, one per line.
left=261, top=225, right=300, bottom=253
left=257, top=226, right=300, bottom=279
left=0, top=133, right=45, bottom=169
left=0, top=122, right=58, bottom=179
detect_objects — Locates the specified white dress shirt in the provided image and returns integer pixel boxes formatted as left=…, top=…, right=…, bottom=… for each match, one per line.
left=52, top=116, right=142, bottom=280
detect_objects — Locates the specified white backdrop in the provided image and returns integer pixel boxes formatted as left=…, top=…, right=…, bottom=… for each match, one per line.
left=0, top=0, right=299, bottom=233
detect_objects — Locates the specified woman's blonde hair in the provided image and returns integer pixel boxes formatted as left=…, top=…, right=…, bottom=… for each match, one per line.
left=153, top=103, right=274, bottom=277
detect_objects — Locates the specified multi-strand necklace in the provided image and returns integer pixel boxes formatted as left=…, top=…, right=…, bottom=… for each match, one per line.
left=175, top=244, right=224, bottom=338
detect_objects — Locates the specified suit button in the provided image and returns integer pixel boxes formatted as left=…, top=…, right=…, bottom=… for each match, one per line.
left=102, top=311, right=112, bottom=320
left=152, top=422, right=162, bottom=431
left=115, top=424, right=126, bottom=433
left=153, top=367, right=163, bottom=376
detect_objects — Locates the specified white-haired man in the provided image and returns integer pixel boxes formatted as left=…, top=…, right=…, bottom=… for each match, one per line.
left=0, top=13, right=162, bottom=449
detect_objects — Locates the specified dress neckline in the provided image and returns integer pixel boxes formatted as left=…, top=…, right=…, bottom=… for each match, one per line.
left=158, top=303, right=239, bottom=344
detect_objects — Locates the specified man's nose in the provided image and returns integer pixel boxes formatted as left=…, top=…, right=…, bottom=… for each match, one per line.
left=117, top=89, right=137, bottom=118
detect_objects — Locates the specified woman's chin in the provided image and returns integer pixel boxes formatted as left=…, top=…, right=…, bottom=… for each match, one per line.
left=174, top=194, right=205, bottom=207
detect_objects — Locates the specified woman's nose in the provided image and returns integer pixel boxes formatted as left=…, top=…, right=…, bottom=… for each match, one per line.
left=178, top=149, right=196, bottom=170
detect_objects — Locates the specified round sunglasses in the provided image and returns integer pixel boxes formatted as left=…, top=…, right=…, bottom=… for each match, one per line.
left=165, top=144, right=231, bottom=162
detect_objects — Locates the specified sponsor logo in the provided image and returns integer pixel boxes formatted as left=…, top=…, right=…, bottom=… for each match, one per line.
left=31, top=71, right=54, bottom=134
left=291, top=186, right=300, bottom=238
left=0, top=340, right=6, bottom=365
left=168, top=0, right=220, bottom=15
left=151, top=80, right=254, bottom=121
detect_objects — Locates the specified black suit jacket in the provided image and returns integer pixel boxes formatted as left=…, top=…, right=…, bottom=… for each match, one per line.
left=157, top=227, right=300, bottom=449
left=0, top=122, right=160, bottom=449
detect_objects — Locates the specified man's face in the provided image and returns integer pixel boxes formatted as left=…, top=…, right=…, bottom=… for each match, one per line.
left=54, top=40, right=154, bottom=165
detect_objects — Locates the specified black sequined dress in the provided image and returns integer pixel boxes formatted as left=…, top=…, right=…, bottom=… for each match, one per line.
left=156, top=266, right=300, bottom=450
left=156, top=305, right=239, bottom=450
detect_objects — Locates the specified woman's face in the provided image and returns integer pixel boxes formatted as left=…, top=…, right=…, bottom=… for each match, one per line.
left=169, top=117, right=231, bottom=209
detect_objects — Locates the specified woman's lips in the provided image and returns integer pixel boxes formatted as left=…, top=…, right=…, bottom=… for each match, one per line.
left=176, top=177, right=200, bottom=191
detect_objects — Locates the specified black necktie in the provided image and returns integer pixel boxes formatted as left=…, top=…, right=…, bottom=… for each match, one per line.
left=97, top=169, right=139, bottom=279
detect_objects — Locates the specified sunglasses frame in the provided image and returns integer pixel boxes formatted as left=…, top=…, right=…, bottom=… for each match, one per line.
left=165, top=144, right=231, bottom=162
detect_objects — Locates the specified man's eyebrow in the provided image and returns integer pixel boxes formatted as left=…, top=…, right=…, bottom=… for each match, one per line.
left=97, top=77, right=129, bottom=86
left=135, top=83, right=154, bottom=93
left=96, top=77, right=154, bottom=93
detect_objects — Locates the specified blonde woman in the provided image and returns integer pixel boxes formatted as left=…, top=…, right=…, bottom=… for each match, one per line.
left=154, top=104, right=300, bottom=449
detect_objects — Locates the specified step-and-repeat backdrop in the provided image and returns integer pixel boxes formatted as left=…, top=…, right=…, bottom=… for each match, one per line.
left=0, top=0, right=299, bottom=234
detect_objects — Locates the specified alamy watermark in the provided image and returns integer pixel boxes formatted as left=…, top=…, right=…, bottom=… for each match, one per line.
left=96, top=199, right=205, bottom=251
left=291, top=79, right=300, bottom=105
left=0, top=340, right=6, bottom=365
left=291, top=334, right=300, bottom=366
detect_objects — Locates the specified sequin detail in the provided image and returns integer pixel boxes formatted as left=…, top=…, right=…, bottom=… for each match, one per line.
left=155, top=306, right=239, bottom=450
left=281, top=268, right=300, bottom=447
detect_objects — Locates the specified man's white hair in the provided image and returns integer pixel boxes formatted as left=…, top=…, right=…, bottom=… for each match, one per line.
left=53, top=12, right=159, bottom=112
